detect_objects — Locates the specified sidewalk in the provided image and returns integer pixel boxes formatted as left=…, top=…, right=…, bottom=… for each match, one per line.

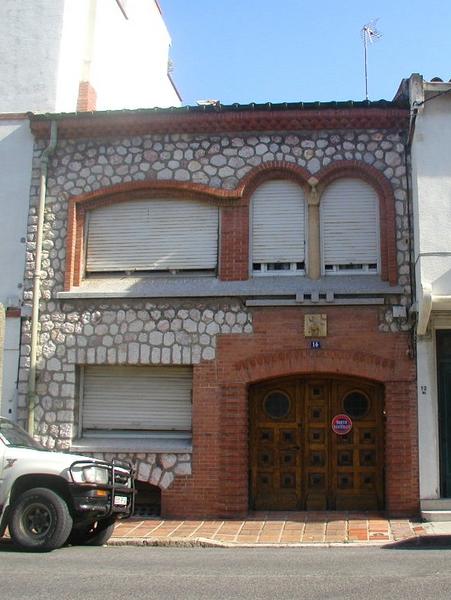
left=111, top=512, right=436, bottom=547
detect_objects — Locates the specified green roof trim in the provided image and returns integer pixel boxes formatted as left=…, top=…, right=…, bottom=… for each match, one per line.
left=29, top=98, right=408, bottom=121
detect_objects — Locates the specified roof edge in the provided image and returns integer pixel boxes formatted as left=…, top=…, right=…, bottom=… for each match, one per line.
left=29, top=103, right=409, bottom=140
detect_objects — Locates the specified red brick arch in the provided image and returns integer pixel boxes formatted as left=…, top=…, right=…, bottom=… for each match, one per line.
left=65, top=180, right=242, bottom=289
left=316, top=160, right=398, bottom=285
left=64, top=160, right=399, bottom=288
left=231, top=348, right=397, bottom=385
left=238, top=161, right=312, bottom=199
left=64, top=163, right=312, bottom=288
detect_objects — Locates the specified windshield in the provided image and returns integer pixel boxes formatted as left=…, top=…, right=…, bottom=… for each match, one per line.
left=0, top=419, right=44, bottom=450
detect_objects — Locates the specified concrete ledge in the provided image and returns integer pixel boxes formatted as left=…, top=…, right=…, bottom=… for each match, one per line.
left=421, top=510, right=451, bottom=522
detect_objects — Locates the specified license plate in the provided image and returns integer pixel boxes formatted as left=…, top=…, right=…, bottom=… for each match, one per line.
left=114, top=495, right=128, bottom=507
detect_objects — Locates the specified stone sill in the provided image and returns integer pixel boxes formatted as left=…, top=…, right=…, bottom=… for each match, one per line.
left=71, top=437, right=192, bottom=454
left=57, top=275, right=403, bottom=300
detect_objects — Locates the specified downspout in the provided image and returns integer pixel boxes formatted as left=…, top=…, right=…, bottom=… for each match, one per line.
left=27, top=121, right=57, bottom=435
left=405, top=105, right=418, bottom=356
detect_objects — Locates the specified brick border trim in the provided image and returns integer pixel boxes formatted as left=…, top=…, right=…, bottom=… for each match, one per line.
left=31, top=107, right=409, bottom=139
left=64, top=161, right=398, bottom=289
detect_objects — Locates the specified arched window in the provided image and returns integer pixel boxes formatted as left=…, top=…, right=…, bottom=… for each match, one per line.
left=251, top=180, right=306, bottom=275
left=320, top=178, right=379, bottom=275
left=85, top=198, right=219, bottom=274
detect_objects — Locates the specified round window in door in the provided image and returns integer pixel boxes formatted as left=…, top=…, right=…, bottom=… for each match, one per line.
left=343, top=390, right=370, bottom=419
left=263, top=391, right=291, bottom=419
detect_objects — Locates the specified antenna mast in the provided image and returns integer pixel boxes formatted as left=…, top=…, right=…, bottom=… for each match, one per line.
left=361, top=20, right=382, bottom=101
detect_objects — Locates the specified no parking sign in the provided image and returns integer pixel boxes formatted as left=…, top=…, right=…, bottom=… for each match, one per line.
left=331, top=414, right=353, bottom=435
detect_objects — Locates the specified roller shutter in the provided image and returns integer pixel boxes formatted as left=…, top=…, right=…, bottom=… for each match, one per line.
left=82, top=366, right=192, bottom=432
left=86, top=199, right=219, bottom=272
left=320, top=178, right=379, bottom=271
left=251, top=180, right=305, bottom=264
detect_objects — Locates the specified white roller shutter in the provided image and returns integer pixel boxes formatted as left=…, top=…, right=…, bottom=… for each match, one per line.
left=320, top=178, right=379, bottom=270
left=82, top=366, right=192, bottom=432
left=251, top=180, right=305, bottom=263
left=86, top=199, right=219, bottom=272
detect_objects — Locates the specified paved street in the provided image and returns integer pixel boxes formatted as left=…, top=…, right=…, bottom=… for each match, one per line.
left=2, top=544, right=451, bottom=600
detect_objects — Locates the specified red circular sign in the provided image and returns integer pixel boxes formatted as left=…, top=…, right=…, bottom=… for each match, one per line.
left=331, top=414, right=353, bottom=435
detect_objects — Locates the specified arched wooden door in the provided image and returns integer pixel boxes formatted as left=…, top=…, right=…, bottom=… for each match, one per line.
left=249, top=377, right=384, bottom=511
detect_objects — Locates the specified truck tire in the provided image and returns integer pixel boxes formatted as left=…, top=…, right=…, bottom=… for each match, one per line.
left=9, top=487, right=73, bottom=552
left=68, top=518, right=116, bottom=546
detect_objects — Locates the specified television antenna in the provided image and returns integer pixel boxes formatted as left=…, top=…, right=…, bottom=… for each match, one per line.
left=361, top=20, right=382, bottom=101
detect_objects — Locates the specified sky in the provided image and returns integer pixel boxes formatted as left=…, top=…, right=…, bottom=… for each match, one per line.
left=159, top=0, right=451, bottom=106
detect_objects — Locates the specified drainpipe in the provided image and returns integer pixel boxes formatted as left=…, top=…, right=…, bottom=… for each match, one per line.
left=27, top=120, right=58, bottom=435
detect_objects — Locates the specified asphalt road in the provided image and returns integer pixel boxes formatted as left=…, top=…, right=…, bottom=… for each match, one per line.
left=2, top=543, right=451, bottom=599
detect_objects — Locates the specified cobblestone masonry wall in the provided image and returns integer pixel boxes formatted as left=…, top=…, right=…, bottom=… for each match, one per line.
left=19, top=128, right=411, bottom=487
left=81, top=451, right=192, bottom=491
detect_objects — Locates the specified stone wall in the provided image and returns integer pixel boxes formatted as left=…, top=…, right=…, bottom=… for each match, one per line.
left=18, top=299, right=252, bottom=444
left=83, top=450, right=192, bottom=491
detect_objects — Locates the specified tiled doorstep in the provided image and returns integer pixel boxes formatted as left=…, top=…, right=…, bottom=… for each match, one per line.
left=112, top=512, right=431, bottom=546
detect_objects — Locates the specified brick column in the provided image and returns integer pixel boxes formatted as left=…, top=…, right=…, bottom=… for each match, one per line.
left=76, top=81, right=97, bottom=112
left=219, top=204, right=249, bottom=281
left=218, top=383, right=249, bottom=516
left=384, top=380, right=419, bottom=515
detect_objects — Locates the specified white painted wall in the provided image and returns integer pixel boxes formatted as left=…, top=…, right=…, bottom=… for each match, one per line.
left=55, top=1, right=90, bottom=113
left=411, top=80, right=451, bottom=501
left=0, top=0, right=180, bottom=113
left=91, top=0, right=180, bottom=110
left=0, top=0, right=65, bottom=113
left=0, top=119, right=33, bottom=417
left=412, top=93, right=451, bottom=296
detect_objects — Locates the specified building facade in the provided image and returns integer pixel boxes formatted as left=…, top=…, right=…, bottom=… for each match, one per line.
left=405, top=74, right=451, bottom=519
left=20, top=101, right=418, bottom=517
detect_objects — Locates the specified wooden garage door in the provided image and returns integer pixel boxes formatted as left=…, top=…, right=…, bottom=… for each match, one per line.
left=249, top=377, right=384, bottom=511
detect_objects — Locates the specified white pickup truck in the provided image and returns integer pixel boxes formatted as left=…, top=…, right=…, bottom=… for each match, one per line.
left=0, top=417, right=134, bottom=551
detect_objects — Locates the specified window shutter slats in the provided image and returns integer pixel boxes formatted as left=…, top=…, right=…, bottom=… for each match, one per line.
left=320, top=179, right=379, bottom=267
left=252, top=180, right=305, bottom=263
left=86, top=199, right=219, bottom=272
left=82, top=366, right=192, bottom=431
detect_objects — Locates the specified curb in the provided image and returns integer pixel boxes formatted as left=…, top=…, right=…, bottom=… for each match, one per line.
left=108, top=536, right=392, bottom=548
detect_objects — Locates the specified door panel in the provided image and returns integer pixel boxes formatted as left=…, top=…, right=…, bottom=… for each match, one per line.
left=250, top=381, right=302, bottom=510
left=250, top=377, right=384, bottom=511
left=437, top=331, right=451, bottom=497
left=304, top=381, right=329, bottom=510
left=438, top=363, right=451, bottom=496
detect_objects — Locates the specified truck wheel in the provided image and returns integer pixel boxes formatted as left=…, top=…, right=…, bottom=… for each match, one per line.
left=68, top=519, right=116, bottom=546
left=9, top=487, right=73, bottom=552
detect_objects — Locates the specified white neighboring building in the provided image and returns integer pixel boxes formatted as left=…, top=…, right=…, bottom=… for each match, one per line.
left=0, top=0, right=180, bottom=113
left=404, top=74, right=451, bottom=519
left=0, top=0, right=180, bottom=417
left=0, top=117, right=33, bottom=419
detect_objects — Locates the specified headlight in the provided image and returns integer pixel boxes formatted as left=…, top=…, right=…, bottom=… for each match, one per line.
left=71, top=465, right=109, bottom=485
